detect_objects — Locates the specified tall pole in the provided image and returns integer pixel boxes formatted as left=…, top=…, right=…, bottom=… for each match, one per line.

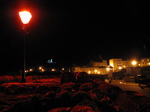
left=22, top=29, right=27, bottom=83
left=19, top=11, right=32, bottom=83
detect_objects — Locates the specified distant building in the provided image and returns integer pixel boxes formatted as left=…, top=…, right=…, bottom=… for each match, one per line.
left=109, top=58, right=139, bottom=71
left=71, top=57, right=150, bottom=79
left=109, top=59, right=123, bottom=71
left=140, top=58, right=150, bottom=67
left=72, top=66, right=112, bottom=75
left=72, top=58, right=112, bottom=75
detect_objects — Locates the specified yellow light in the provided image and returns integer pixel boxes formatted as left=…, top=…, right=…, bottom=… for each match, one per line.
left=42, top=69, right=45, bottom=72
left=97, top=71, right=100, bottom=74
left=39, top=66, right=42, bottom=70
left=109, top=62, right=114, bottom=67
left=94, top=70, right=97, bottom=72
left=106, top=68, right=110, bottom=71
left=88, top=71, right=91, bottom=74
left=52, top=69, right=55, bottom=71
left=29, top=69, right=33, bottom=71
left=132, top=60, right=137, bottom=66
left=118, top=66, right=122, bottom=70
left=19, top=11, right=32, bottom=24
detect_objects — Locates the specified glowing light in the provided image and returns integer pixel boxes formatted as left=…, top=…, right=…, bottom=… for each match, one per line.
left=29, top=69, right=33, bottom=72
left=39, top=66, right=42, bottom=70
left=109, top=61, right=114, bottom=67
left=118, top=66, right=122, bottom=70
left=42, top=69, right=45, bottom=72
left=97, top=71, right=100, bottom=74
left=52, top=69, right=56, bottom=71
left=19, top=11, right=32, bottom=24
left=88, top=71, right=91, bottom=74
left=94, top=70, right=97, bottom=72
left=106, top=67, right=111, bottom=71
left=131, top=60, right=137, bottom=66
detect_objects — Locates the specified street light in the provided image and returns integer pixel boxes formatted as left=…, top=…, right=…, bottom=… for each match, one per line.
left=131, top=60, right=137, bottom=66
left=19, top=11, right=32, bottom=83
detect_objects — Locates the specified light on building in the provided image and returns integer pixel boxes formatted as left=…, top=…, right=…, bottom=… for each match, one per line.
left=97, top=71, right=100, bottom=74
left=106, top=67, right=110, bottom=71
left=118, top=66, right=122, bottom=70
left=119, top=81, right=123, bottom=84
left=131, top=60, right=137, bottom=66
left=109, top=61, right=114, bottom=67
left=94, top=70, right=98, bottom=73
left=88, top=71, right=91, bottom=74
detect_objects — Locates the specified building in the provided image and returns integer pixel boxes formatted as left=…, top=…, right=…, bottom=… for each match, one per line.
left=109, top=59, right=123, bottom=71
left=72, top=66, right=112, bottom=75
left=72, top=58, right=112, bottom=75
left=109, top=58, right=142, bottom=71
left=71, top=57, right=150, bottom=81
left=140, top=58, right=150, bottom=67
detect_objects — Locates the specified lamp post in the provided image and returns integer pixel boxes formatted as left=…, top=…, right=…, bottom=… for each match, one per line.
left=19, top=11, right=32, bottom=83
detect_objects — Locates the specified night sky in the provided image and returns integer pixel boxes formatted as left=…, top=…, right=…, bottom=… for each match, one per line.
left=1, top=0, right=150, bottom=74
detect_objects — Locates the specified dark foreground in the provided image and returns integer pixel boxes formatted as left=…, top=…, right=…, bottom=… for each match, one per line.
left=0, top=76, right=150, bottom=112
left=111, top=80, right=150, bottom=98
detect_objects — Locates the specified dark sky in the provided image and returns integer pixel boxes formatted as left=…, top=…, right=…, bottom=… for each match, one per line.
left=1, top=0, right=150, bottom=74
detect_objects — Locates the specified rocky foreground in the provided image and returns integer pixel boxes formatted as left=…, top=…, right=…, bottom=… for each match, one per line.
left=0, top=75, right=150, bottom=112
